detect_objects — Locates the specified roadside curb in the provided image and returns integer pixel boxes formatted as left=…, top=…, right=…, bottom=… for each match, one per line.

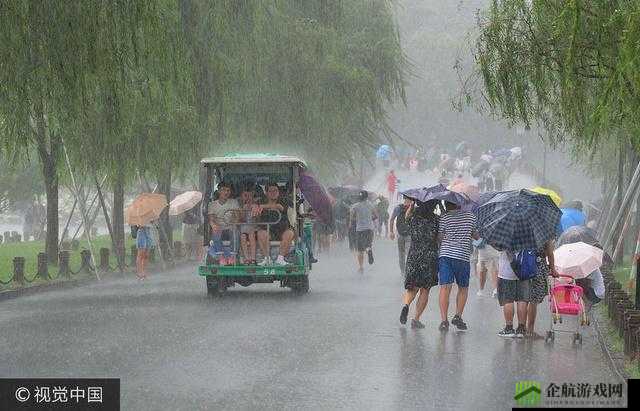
left=0, top=261, right=191, bottom=303
left=0, top=275, right=112, bottom=303
left=593, top=305, right=630, bottom=384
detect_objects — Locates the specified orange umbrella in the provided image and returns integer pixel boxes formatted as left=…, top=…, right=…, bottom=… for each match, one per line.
left=449, top=181, right=480, bottom=202
left=125, top=193, right=167, bottom=226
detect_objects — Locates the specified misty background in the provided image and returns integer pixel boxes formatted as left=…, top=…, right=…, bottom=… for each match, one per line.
left=387, top=0, right=598, bottom=203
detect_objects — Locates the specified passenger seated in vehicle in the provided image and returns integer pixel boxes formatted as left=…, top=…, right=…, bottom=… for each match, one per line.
left=254, top=182, right=295, bottom=266
left=207, top=181, right=240, bottom=265
left=239, top=182, right=258, bottom=265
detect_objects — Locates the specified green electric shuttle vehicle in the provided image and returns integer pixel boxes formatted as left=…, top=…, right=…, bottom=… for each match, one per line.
left=197, top=154, right=314, bottom=296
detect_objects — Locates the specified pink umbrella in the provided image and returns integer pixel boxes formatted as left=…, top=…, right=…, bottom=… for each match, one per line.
left=449, top=182, right=480, bottom=202
left=169, top=191, right=203, bottom=216
left=553, top=241, right=604, bottom=279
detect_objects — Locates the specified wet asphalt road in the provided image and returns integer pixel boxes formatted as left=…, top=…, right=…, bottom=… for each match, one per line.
left=0, top=240, right=626, bottom=410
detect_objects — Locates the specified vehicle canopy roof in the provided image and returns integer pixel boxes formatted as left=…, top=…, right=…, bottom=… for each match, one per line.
left=201, top=153, right=307, bottom=168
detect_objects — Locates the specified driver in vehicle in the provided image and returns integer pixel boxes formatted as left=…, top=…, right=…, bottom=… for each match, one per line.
left=254, top=182, right=295, bottom=266
left=207, top=181, right=240, bottom=265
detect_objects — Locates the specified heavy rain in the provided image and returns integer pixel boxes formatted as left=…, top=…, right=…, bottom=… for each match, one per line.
left=0, top=1, right=636, bottom=410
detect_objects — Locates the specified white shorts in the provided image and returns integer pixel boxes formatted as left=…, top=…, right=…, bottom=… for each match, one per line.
left=477, top=258, right=498, bottom=273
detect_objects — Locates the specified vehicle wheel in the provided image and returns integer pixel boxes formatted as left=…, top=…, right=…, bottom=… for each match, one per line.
left=291, top=276, right=309, bottom=294
left=206, top=278, right=220, bottom=296
left=545, top=331, right=554, bottom=344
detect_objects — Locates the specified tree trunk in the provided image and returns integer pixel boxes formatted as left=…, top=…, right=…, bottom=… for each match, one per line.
left=157, top=168, right=173, bottom=261
left=43, top=161, right=59, bottom=264
left=112, top=168, right=126, bottom=270
left=34, top=106, right=60, bottom=265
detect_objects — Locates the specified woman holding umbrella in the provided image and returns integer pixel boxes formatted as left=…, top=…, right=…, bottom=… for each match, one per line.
left=127, top=193, right=167, bottom=280
left=135, top=223, right=156, bottom=280
left=399, top=200, right=440, bottom=328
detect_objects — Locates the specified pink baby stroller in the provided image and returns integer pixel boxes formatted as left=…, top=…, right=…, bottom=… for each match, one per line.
left=545, top=274, right=589, bottom=344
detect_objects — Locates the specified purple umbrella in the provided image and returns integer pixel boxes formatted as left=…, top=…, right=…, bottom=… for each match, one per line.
left=401, top=184, right=447, bottom=202
left=299, top=171, right=333, bottom=224
left=426, top=190, right=476, bottom=211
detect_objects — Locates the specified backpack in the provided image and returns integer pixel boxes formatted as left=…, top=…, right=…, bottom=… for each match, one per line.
left=510, top=250, right=538, bottom=280
left=131, top=225, right=138, bottom=239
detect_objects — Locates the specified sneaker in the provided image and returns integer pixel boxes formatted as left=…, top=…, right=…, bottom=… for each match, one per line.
left=498, top=326, right=516, bottom=338
left=515, top=325, right=526, bottom=338
left=476, top=289, right=486, bottom=297
left=438, top=320, right=449, bottom=332
left=411, top=319, right=425, bottom=329
left=400, top=305, right=409, bottom=325
left=310, top=257, right=319, bottom=263
left=357, top=267, right=364, bottom=275
left=273, top=255, right=288, bottom=266
left=367, top=249, right=374, bottom=265
left=258, top=257, right=271, bottom=266
left=451, top=315, right=468, bottom=331
left=492, top=289, right=498, bottom=299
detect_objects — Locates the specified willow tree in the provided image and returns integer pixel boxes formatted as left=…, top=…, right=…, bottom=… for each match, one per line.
left=0, top=2, right=94, bottom=262
left=179, top=0, right=407, bottom=176
left=61, top=0, right=198, bottom=264
left=473, top=0, right=640, bottom=153
left=472, top=0, right=640, bottom=259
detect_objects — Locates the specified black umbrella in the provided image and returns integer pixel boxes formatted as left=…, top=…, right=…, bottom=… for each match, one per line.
left=476, top=189, right=562, bottom=251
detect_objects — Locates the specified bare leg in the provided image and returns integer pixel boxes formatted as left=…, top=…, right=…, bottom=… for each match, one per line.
left=136, top=249, right=144, bottom=278
left=456, top=286, right=469, bottom=316
left=516, top=301, right=527, bottom=327
left=503, top=302, right=514, bottom=326
left=527, top=303, right=538, bottom=335
left=357, top=252, right=364, bottom=269
left=491, top=267, right=498, bottom=291
left=248, top=232, right=257, bottom=261
left=414, top=288, right=430, bottom=320
left=279, top=229, right=295, bottom=256
left=439, top=285, right=452, bottom=321
left=240, top=234, right=249, bottom=261
left=257, top=230, right=269, bottom=259
left=478, top=262, right=487, bottom=291
left=403, top=288, right=418, bottom=306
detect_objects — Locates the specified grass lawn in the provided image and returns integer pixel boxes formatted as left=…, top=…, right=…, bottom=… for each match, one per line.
left=613, top=264, right=636, bottom=298
left=1, top=229, right=183, bottom=289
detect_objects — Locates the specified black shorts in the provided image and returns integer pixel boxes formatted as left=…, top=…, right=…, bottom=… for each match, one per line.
left=355, top=230, right=373, bottom=252
left=264, top=225, right=292, bottom=242
left=497, top=277, right=531, bottom=306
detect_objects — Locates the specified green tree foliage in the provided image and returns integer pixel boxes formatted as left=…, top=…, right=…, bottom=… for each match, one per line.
left=0, top=0, right=406, bottom=260
left=473, top=0, right=640, bottom=153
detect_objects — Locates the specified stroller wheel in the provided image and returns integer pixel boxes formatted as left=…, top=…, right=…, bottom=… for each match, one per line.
left=573, top=333, right=582, bottom=345
left=545, top=331, right=554, bottom=343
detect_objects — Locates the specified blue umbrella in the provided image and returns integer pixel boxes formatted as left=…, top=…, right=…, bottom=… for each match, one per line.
left=476, top=189, right=562, bottom=251
left=560, top=208, right=586, bottom=232
left=376, top=145, right=391, bottom=159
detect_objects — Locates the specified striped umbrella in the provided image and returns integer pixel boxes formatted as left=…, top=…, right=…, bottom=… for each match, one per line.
left=476, top=189, right=562, bottom=251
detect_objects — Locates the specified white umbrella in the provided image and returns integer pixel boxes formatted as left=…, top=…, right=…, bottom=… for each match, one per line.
left=553, top=241, right=604, bottom=279
left=169, top=191, right=203, bottom=216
